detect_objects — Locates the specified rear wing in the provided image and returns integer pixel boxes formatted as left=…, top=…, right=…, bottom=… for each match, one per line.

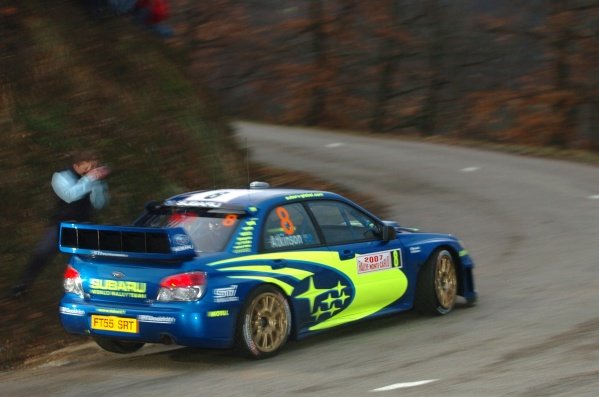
left=59, top=222, right=195, bottom=260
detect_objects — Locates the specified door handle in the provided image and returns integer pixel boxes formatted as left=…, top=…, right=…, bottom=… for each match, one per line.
left=271, top=259, right=287, bottom=269
left=339, top=250, right=355, bottom=260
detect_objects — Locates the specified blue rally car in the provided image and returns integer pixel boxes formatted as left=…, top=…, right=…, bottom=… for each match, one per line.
left=59, top=182, right=477, bottom=359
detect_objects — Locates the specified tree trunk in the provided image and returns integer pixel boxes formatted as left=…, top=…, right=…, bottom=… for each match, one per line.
left=421, top=0, right=444, bottom=136
left=370, top=1, right=401, bottom=133
left=548, top=0, right=576, bottom=148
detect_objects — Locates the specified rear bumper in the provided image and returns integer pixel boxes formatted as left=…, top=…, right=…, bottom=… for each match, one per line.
left=59, top=295, right=238, bottom=349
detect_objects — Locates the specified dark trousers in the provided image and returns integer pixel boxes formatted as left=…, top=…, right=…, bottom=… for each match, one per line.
left=17, top=225, right=60, bottom=288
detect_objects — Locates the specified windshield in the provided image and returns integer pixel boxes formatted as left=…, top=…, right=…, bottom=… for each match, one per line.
left=135, top=207, right=242, bottom=252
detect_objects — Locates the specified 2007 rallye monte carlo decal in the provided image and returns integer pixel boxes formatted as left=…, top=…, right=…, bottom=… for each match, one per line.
left=59, top=182, right=477, bottom=359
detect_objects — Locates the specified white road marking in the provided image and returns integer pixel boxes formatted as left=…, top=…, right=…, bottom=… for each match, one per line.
left=589, top=195, right=599, bottom=200
left=325, top=142, right=344, bottom=148
left=371, top=379, right=439, bottom=392
left=460, top=166, right=480, bottom=172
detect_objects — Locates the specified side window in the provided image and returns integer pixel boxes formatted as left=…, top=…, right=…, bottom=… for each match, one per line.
left=308, top=201, right=379, bottom=244
left=262, top=203, right=321, bottom=251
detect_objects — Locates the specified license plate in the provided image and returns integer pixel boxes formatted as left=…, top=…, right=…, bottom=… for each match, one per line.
left=91, top=315, right=138, bottom=333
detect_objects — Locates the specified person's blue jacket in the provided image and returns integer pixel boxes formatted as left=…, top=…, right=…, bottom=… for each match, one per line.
left=51, top=168, right=109, bottom=221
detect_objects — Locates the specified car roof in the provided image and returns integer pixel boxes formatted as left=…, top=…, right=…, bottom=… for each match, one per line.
left=163, top=185, right=345, bottom=210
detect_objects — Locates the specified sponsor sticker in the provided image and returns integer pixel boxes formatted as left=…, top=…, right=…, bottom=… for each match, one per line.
left=173, top=234, right=191, bottom=245
left=172, top=200, right=222, bottom=208
left=60, top=307, right=85, bottom=316
left=97, top=308, right=127, bottom=315
left=171, top=244, right=194, bottom=252
left=409, top=246, right=421, bottom=254
left=207, top=310, right=230, bottom=318
left=137, top=315, right=176, bottom=324
left=284, top=192, right=325, bottom=201
left=172, top=190, right=251, bottom=207
left=213, top=285, right=239, bottom=302
left=91, top=250, right=129, bottom=258
left=357, top=249, right=402, bottom=274
left=89, top=278, right=147, bottom=299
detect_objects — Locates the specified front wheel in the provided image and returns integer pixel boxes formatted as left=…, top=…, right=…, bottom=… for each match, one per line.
left=235, top=285, right=291, bottom=359
left=93, top=336, right=145, bottom=354
left=415, top=249, right=458, bottom=315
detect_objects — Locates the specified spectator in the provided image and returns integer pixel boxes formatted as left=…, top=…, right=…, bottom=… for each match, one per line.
left=107, top=0, right=136, bottom=15
left=133, top=0, right=173, bottom=38
left=11, top=150, right=111, bottom=298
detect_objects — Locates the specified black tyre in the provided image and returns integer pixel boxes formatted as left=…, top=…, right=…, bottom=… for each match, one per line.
left=94, top=336, right=145, bottom=354
left=235, top=285, right=291, bottom=359
left=415, top=249, right=457, bottom=315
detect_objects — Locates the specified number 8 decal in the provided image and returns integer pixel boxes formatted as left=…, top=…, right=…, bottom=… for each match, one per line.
left=276, top=207, right=295, bottom=235
left=222, top=214, right=237, bottom=227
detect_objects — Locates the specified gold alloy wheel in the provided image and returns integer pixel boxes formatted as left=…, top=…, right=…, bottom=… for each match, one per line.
left=435, top=251, right=457, bottom=310
left=248, top=292, right=289, bottom=353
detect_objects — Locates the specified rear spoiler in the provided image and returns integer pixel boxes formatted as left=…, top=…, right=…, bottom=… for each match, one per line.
left=59, top=222, right=195, bottom=260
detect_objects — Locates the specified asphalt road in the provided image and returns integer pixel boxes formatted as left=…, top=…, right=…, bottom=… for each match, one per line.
left=1, top=122, right=598, bottom=396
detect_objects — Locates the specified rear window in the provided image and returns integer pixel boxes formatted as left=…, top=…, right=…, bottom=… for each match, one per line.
left=135, top=207, right=243, bottom=252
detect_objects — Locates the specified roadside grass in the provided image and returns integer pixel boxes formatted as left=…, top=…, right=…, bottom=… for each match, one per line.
left=0, top=1, right=244, bottom=370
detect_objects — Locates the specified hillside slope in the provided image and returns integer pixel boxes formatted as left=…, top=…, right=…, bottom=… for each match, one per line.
left=0, top=0, right=246, bottom=368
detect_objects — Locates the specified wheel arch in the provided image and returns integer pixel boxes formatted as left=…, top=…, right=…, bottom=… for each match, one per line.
left=420, top=244, right=465, bottom=298
left=234, top=281, right=297, bottom=339
left=233, top=282, right=294, bottom=358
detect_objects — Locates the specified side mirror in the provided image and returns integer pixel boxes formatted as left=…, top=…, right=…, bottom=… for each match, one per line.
left=381, top=225, right=397, bottom=242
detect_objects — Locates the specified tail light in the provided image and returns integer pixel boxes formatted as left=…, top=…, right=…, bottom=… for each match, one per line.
left=157, top=271, right=206, bottom=302
left=64, top=265, right=84, bottom=298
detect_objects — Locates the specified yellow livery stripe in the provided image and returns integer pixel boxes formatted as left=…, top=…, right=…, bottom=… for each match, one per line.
left=218, top=265, right=313, bottom=281
left=226, top=276, right=295, bottom=295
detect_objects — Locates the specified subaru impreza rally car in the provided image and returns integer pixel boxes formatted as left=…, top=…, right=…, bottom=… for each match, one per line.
left=59, top=182, right=477, bottom=359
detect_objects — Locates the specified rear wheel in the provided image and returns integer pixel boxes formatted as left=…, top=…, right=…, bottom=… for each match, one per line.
left=235, top=285, right=291, bottom=359
left=93, top=336, right=145, bottom=354
left=415, top=249, right=457, bottom=315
